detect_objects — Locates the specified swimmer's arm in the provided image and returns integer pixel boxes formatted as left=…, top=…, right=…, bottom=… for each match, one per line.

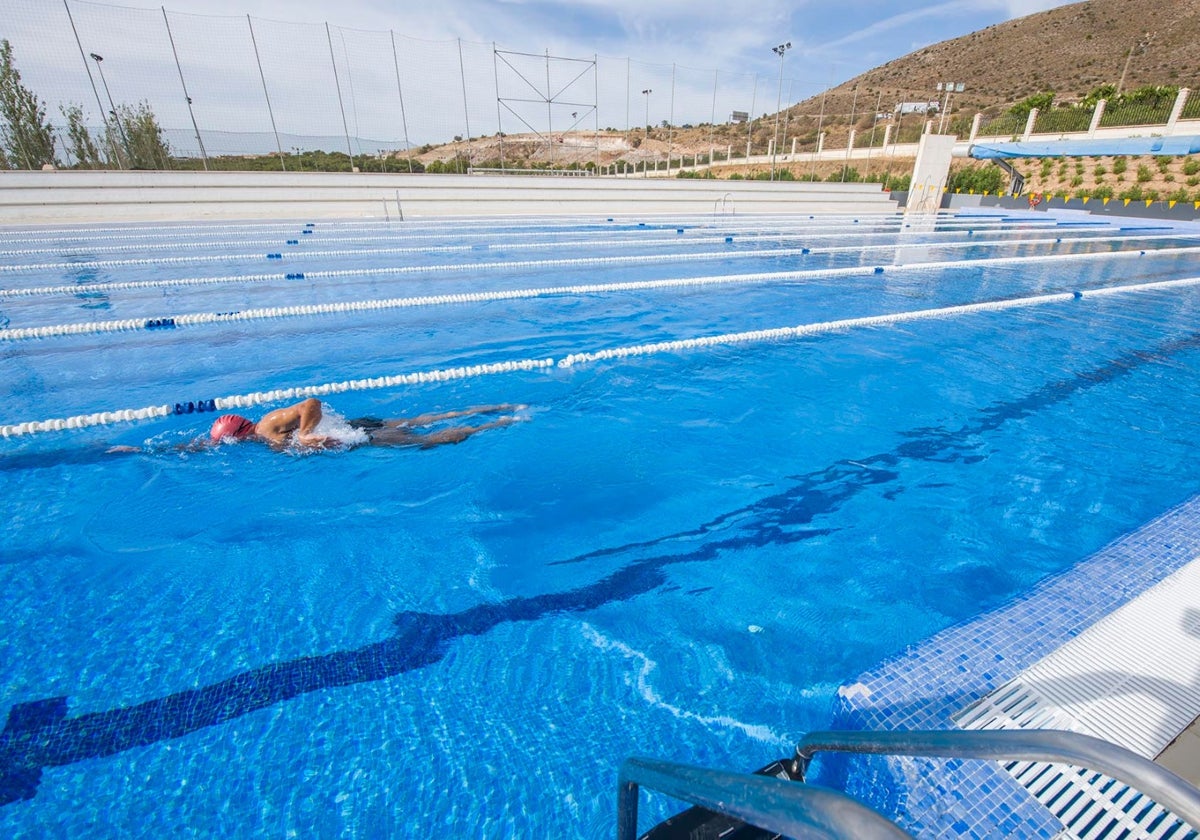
left=257, top=397, right=323, bottom=445
left=397, top=404, right=528, bottom=428
left=105, top=437, right=212, bottom=455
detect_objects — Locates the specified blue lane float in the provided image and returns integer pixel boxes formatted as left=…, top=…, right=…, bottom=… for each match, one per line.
left=172, top=399, right=217, bottom=415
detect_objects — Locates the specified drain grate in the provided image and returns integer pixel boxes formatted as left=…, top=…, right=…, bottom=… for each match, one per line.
left=954, top=558, right=1200, bottom=839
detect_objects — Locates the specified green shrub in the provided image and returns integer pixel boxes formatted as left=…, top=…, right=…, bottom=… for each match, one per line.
left=1093, top=163, right=1106, bottom=177
left=1118, top=185, right=1144, bottom=201
left=1090, top=185, right=1113, bottom=199
left=947, top=163, right=1005, bottom=193
left=1112, top=156, right=1127, bottom=175
left=1136, top=164, right=1152, bottom=182
left=1184, top=159, right=1200, bottom=176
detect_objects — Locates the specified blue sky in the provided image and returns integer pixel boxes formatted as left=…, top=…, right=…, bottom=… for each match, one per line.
left=174, top=0, right=1082, bottom=84
left=4, top=0, right=1085, bottom=153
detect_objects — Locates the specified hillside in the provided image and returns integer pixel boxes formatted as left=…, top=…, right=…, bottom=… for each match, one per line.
left=417, top=0, right=1200, bottom=172
left=812, top=0, right=1200, bottom=118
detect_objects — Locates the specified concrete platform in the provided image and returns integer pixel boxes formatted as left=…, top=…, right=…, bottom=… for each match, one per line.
left=0, top=170, right=898, bottom=225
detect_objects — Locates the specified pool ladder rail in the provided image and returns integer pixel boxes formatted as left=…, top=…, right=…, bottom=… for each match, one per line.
left=619, top=729, right=1200, bottom=839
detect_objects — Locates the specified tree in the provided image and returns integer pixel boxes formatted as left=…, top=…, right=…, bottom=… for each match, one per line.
left=114, top=101, right=170, bottom=169
left=0, top=39, right=57, bottom=169
left=61, top=104, right=104, bottom=168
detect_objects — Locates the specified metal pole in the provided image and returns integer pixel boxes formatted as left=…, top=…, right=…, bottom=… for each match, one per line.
left=667, top=63, right=675, bottom=174
left=809, top=83, right=827, bottom=181
left=593, top=54, right=600, bottom=170
left=709, top=69, right=718, bottom=166
left=866, top=89, right=882, bottom=163
left=770, top=42, right=790, bottom=180
left=457, top=39, right=474, bottom=172
left=63, top=0, right=123, bottom=169
left=325, top=23, right=355, bottom=171
left=162, top=7, right=207, bottom=169
left=642, top=88, right=651, bottom=135
left=842, top=85, right=858, bottom=181
left=91, top=55, right=129, bottom=151
left=390, top=31, right=414, bottom=173
left=544, top=49, right=553, bottom=165
left=492, top=43, right=504, bottom=172
left=781, top=78, right=793, bottom=164
left=625, top=58, right=631, bottom=134
left=247, top=15, right=286, bottom=171
left=746, top=74, right=758, bottom=160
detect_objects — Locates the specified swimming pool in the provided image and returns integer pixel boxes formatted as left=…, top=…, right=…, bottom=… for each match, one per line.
left=2, top=210, right=1200, bottom=837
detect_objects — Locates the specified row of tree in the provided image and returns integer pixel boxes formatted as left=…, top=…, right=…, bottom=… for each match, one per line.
left=0, top=39, right=170, bottom=170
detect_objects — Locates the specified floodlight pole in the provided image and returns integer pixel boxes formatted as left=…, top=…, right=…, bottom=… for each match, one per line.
left=642, top=88, right=652, bottom=135
left=770, top=41, right=791, bottom=181
left=937, top=81, right=962, bottom=134
left=90, top=53, right=130, bottom=155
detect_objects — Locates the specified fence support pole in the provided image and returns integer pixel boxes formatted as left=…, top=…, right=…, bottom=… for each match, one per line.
left=247, top=15, right=286, bottom=171
left=390, top=31, right=414, bottom=173
left=325, top=23, right=356, bottom=171
left=63, top=0, right=124, bottom=169
left=457, top=39, right=474, bottom=171
left=162, top=7, right=207, bottom=169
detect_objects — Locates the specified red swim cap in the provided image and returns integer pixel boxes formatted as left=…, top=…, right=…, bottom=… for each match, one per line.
left=210, top=414, right=257, bottom=442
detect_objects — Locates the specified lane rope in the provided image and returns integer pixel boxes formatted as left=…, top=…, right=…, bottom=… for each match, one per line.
left=3, top=244, right=1198, bottom=343
left=3, top=232, right=1193, bottom=305
left=6, top=273, right=1200, bottom=438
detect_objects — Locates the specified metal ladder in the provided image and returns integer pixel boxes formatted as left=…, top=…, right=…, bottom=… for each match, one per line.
left=618, top=729, right=1200, bottom=839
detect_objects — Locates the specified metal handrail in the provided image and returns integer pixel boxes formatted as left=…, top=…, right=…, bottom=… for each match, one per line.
left=793, top=728, right=1200, bottom=831
left=617, top=756, right=913, bottom=840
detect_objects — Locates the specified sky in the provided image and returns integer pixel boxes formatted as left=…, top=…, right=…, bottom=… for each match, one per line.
left=151, top=0, right=1083, bottom=81
left=4, top=0, right=1086, bottom=154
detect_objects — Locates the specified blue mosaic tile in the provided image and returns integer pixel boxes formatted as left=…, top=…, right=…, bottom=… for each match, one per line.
left=817, top=493, right=1200, bottom=837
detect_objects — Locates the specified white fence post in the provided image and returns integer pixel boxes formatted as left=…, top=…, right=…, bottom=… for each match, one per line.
left=1088, top=100, right=1106, bottom=138
left=1022, top=108, right=1038, bottom=141
left=1167, top=88, right=1190, bottom=134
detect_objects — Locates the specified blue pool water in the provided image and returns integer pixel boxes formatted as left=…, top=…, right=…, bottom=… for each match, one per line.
left=2, top=210, right=1200, bottom=837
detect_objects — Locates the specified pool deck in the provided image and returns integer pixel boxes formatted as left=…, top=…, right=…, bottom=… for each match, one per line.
left=1160, top=718, right=1200, bottom=787
left=822, top=493, right=1200, bottom=837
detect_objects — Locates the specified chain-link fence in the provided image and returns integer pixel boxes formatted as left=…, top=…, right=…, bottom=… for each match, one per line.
left=1, top=0, right=1197, bottom=172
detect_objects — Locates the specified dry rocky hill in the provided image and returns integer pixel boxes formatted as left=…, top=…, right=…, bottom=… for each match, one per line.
left=811, top=0, right=1200, bottom=120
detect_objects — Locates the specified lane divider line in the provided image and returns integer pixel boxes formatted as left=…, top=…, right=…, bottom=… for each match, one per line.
left=6, top=274, right=1200, bottom=438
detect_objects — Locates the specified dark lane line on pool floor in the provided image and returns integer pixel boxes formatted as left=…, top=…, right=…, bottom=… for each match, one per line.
left=2, top=327, right=1199, bottom=806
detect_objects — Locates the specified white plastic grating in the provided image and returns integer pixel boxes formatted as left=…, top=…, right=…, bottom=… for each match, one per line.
left=955, top=557, right=1200, bottom=840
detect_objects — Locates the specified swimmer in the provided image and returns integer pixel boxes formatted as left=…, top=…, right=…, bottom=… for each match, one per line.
left=110, top=398, right=525, bottom=453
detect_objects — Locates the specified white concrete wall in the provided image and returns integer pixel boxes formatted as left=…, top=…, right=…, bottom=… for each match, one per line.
left=906, top=134, right=958, bottom=215
left=0, top=171, right=897, bottom=225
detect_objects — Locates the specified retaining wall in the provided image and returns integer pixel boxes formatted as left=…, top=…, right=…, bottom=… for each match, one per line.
left=0, top=171, right=897, bottom=225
